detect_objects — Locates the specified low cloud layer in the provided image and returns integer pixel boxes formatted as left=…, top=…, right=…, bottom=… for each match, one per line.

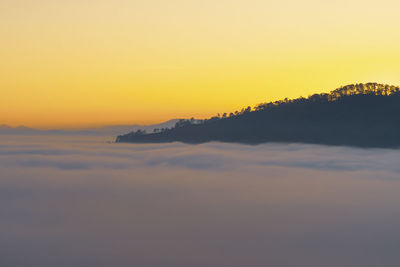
left=1, top=135, right=400, bottom=267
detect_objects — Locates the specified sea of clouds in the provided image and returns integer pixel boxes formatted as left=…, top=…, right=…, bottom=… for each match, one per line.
left=1, top=135, right=400, bottom=267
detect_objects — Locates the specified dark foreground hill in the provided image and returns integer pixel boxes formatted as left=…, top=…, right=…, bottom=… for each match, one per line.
left=116, top=83, right=400, bottom=148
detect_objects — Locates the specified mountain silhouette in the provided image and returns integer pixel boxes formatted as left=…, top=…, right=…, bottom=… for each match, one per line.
left=0, top=119, right=180, bottom=137
left=116, top=83, right=400, bottom=148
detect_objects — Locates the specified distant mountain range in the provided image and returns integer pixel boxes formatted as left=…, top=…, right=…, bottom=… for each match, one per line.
left=116, top=83, right=400, bottom=148
left=0, top=119, right=180, bottom=137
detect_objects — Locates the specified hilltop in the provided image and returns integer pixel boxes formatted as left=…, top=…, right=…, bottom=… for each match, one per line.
left=116, top=83, right=400, bottom=148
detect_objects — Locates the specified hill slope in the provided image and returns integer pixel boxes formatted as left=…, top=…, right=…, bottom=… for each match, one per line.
left=116, top=83, right=400, bottom=148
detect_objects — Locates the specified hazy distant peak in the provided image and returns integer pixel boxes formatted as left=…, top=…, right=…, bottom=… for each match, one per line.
left=0, top=119, right=183, bottom=137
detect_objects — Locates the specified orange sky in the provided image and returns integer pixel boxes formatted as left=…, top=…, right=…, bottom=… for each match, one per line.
left=2, top=0, right=400, bottom=129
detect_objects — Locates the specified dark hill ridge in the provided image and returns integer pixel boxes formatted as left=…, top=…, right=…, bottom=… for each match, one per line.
left=116, top=83, right=400, bottom=148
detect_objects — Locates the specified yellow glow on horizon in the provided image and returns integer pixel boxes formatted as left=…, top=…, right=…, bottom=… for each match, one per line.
left=2, top=0, right=400, bottom=128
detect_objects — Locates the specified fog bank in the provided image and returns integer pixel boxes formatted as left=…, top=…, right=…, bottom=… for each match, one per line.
left=1, top=136, right=400, bottom=267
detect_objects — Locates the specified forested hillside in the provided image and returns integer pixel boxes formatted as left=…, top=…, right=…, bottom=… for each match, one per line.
left=116, top=83, right=400, bottom=148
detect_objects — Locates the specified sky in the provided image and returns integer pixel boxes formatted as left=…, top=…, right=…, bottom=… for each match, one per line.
left=2, top=0, right=400, bottom=128
left=2, top=136, right=400, bottom=266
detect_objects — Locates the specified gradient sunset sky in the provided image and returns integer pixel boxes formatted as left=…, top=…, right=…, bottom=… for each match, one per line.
left=2, top=0, right=400, bottom=128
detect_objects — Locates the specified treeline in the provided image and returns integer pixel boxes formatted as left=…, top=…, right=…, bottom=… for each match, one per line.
left=255, top=83, right=400, bottom=111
